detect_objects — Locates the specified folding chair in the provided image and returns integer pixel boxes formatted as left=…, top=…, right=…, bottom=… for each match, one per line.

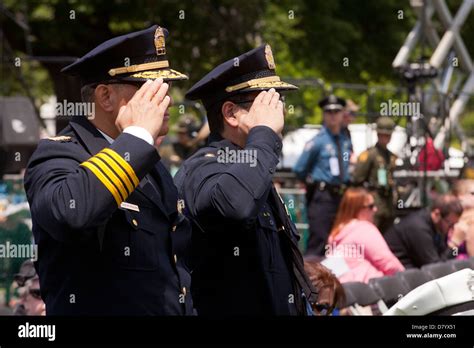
left=369, top=275, right=410, bottom=308
left=466, top=257, right=474, bottom=270
left=448, top=259, right=472, bottom=272
left=342, top=282, right=388, bottom=315
left=421, top=262, right=455, bottom=279
left=397, top=268, right=432, bottom=291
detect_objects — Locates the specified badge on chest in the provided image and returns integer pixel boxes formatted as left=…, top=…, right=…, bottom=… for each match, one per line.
left=120, top=202, right=140, bottom=212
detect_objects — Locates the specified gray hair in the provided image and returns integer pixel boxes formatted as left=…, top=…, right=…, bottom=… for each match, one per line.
left=81, top=84, right=96, bottom=103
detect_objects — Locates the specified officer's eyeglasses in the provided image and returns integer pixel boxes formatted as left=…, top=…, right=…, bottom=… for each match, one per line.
left=233, top=95, right=286, bottom=107
left=90, top=81, right=146, bottom=89
left=107, top=81, right=146, bottom=89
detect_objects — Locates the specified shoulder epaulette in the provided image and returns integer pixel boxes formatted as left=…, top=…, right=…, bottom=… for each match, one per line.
left=46, top=136, right=72, bottom=142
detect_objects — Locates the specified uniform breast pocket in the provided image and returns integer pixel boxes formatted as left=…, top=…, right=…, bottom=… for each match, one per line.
left=111, top=206, right=168, bottom=271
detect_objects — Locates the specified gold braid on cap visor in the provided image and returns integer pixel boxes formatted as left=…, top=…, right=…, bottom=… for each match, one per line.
left=108, top=60, right=170, bottom=76
left=225, top=76, right=296, bottom=92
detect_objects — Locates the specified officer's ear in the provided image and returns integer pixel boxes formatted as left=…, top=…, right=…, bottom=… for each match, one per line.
left=94, top=84, right=116, bottom=113
left=221, top=101, right=239, bottom=129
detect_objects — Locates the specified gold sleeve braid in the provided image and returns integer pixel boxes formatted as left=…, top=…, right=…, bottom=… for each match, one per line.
left=80, top=148, right=140, bottom=205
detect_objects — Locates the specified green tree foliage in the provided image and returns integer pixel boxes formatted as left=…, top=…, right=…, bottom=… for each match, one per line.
left=1, top=0, right=473, bottom=131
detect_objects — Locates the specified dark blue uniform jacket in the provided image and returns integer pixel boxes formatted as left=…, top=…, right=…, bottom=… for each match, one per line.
left=175, top=126, right=316, bottom=316
left=24, top=117, right=193, bottom=315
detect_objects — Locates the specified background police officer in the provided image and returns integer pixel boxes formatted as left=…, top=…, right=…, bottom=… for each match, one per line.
left=24, top=25, right=194, bottom=315
left=175, top=44, right=317, bottom=316
left=172, top=115, right=202, bottom=160
left=160, top=114, right=202, bottom=174
left=293, top=95, right=352, bottom=256
left=353, top=116, right=397, bottom=233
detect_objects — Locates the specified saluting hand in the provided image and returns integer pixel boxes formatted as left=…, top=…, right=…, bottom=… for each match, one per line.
left=115, top=78, right=171, bottom=141
left=244, top=88, right=284, bottom=137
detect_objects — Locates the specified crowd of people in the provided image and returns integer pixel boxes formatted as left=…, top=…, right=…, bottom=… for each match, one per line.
left=293, top=96, right=473, bottom=290
left=2, top=24, right=473, bottom=318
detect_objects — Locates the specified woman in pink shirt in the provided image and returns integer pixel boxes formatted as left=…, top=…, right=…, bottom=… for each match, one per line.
left=326, top=188, right=404, bottom=283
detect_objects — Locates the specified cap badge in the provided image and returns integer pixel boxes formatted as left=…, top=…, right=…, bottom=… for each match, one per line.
left=154, top=27, right=166, bottom=56
left=265, top=44, right=276, bottom=69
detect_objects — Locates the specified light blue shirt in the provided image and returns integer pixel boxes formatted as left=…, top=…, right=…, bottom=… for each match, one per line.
left=293, top=126, right=351, bottom=185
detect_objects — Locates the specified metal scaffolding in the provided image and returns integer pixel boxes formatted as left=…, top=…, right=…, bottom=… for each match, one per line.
left=393, top=0, right=474, bottom=156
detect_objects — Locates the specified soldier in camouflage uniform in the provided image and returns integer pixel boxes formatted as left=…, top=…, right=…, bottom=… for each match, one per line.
left=352, top=117, right=397, bottom=233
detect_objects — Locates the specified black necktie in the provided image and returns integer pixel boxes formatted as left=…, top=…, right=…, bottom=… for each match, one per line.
left=335, top=135, right=345, bottom=183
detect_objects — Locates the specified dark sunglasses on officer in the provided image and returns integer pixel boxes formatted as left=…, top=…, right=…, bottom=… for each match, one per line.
left=233, top=94, right=286, bottom=107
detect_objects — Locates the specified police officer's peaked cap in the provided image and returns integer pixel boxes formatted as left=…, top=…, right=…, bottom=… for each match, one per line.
left=318, top=95, right=346, bottom=111
left=185, top=44, right=297, bottom=106
left=61, top=25, right=188, bottom=85
left=376, top=116, right=396, bottom=134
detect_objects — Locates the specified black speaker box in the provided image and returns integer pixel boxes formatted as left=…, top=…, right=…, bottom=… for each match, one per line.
left=0, top=96, right=40, bottom=175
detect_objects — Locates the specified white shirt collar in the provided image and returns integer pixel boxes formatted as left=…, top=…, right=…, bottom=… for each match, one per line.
left=97, top=129, right=114, bottom=144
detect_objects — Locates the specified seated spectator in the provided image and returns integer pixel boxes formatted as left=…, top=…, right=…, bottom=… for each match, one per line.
left=326, top=188, right=404, bottom=283
left=455, top=209, right=474, bottom=258
left=12, top=260, right=45, bottom=316
left=452, top=180, right=474, bottom=258
left=304, top=260, right=345, bottom=316
left=384, top=194, right=463, bottom=268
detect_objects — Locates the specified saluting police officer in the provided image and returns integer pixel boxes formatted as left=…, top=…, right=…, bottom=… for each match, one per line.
left=24, top=25, right=194, bottom=315
left=174, top=44, right=317, bottom=316
left=352, top=116, right=397, bottom=233
left=293, top=95, right=351, bottom=256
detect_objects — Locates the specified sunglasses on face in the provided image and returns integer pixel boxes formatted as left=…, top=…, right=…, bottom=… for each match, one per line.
left=233, top=95, right=286, bottom=106
left=311, top=302, right=334, bottom=316
left=325, top=109, right=342, bottom=114
left=364, top=203, right=376, bottom=210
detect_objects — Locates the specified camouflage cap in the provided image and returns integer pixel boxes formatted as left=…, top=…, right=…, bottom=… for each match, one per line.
left=14, top=260, right=38, bottom=287
left=376, top=116, right=395, bottom=135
